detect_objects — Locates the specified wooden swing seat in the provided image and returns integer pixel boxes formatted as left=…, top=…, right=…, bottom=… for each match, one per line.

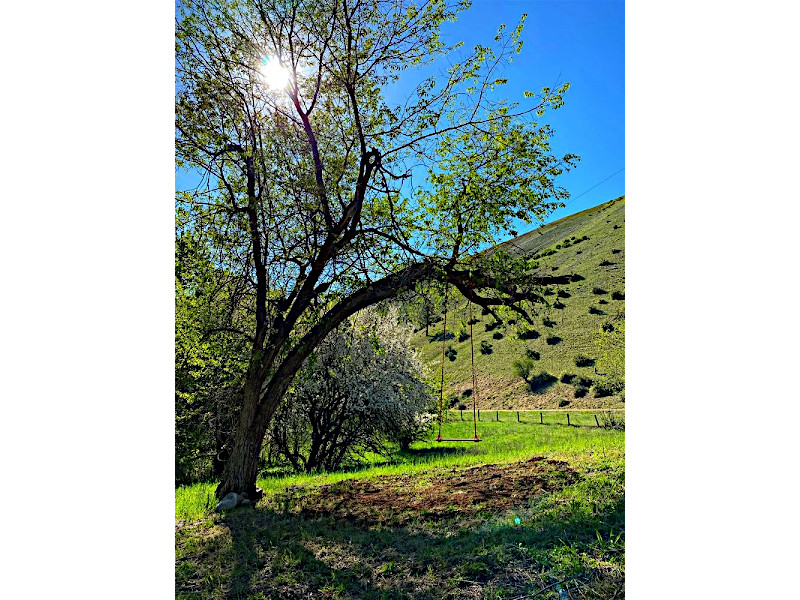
left=436, top=437, right=481, bottom=443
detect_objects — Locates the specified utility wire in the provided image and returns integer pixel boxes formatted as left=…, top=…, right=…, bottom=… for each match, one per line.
left=563, top=167, right=625, bottom=207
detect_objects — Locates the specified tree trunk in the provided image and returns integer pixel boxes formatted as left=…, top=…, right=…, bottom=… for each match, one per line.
left=215, top=379, right=269, bottom=499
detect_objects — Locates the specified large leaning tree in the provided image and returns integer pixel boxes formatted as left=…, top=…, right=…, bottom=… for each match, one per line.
left=176, top=0, right=580, bottom=499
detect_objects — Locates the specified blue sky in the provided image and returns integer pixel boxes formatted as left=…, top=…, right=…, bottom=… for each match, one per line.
left=177, top=0, right=625, bottom=233
left=439, top=0, right=625, bottom=227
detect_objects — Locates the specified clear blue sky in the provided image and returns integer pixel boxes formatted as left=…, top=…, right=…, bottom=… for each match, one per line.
left=440, top=0, right=625, bottom=228
left=177, top=0, right=625, bottom=233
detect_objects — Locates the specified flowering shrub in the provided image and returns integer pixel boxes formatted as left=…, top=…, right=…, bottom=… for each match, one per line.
left=269, top=307, right=433, bottom=472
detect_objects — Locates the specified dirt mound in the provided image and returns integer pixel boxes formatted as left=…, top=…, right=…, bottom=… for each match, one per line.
left=270, top=457, right=580, bottom=526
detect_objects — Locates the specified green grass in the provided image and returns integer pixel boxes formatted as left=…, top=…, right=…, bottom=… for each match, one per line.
left=411, top=196, right=625, bottom=410
left=176, top=416, right=624, bottom=598
left=177, top=413, right=623, bottom=522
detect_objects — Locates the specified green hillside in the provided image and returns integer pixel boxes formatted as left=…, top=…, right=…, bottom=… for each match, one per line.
left=411, top=196, right=625, bottom=410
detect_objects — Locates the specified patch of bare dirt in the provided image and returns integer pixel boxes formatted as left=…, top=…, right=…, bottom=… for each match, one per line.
left=269, top=457, right=580, bottom=526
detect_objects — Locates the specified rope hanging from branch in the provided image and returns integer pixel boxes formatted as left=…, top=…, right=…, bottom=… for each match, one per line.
left=436, top=282, right=481, bottom=443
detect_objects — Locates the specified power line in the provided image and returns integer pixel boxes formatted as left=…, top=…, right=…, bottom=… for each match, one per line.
left=564, top=167, right=625, bottom=207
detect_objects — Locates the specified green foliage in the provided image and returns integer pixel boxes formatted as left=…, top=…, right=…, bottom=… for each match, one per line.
left=513, top=358, right=535, bottom=381
left=480, top=340, right=493, bottom=354
left=574, top=355, right=595, bottom=368
left=492, top=331, right=504, bottom=340
left=445, top=344, right=457, bottom=361
left=525, top=349, right=540, bottom=360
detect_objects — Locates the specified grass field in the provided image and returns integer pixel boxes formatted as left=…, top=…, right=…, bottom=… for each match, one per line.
left=410, top=197, right=625, bottom=411
left=176, top=415, right=625, bottom=599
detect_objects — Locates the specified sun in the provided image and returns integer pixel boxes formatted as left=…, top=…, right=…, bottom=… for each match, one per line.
left=259, top=57, right=291, bottom=90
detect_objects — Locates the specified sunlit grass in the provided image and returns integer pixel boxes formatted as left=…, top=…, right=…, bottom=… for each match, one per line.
left=176, top=413, right=623, bottom=521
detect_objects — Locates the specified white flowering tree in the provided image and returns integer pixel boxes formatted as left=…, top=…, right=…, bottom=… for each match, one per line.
left=269, top=307, right=432, bottom=472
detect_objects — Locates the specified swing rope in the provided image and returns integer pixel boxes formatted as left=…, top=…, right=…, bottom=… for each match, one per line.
left=436, top=283, right=481, bottom=443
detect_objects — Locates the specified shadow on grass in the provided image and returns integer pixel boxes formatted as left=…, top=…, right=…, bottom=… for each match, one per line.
left=176, top=462, right=625, bottom=600
left=191, top=494, right=623, bottom=599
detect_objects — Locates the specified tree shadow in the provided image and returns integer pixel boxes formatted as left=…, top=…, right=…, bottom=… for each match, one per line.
left=200, top=483, right=625, bottom=600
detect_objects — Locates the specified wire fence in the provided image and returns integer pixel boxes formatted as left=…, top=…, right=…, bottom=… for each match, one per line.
left=445, top=408, right=625, bottom=428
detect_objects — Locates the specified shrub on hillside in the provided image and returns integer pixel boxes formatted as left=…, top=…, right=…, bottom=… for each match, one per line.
left=592, top=287, right=607, bottom=295
left=599, top=260, right=615, bottom=267
left=553, top=300, right=566, bottom=309
left=546, top=336, right=562, bottom=345
left=571, top=274, right=586, bottom=281
left=574, top=355, right=596, bottom=367
left=492, top=331, right=504, bottom=340
left=529, top=372, right=557, bottom=392
left=513, top=358, right=535, bottom=382
left=480, top=340, right=493, bottom=355
left=598, top=299, right=608, bottom=305
left=612, top=249, right=622, bottom=254
left=612, top=291, right=625, bottom=300
left=589, top=306, right=605, bottom=315
left=458, top=330, right=470, bottom=342
left=561, top=373, right=576, bottom=384
left=518, top=328, right=540, bottom=340
left=485, top=320, right=502, bottom=332
left=601, top=322, right=615, bottom=333
left=431, top=330, right=455, bottom=342
left=542, top=318, right=557, bottom=328
left=559, top=400, right=571, bottom=408
left=462, top=388, right=473, bottom=397
left=557, top=290, right=571, bottom=298
left=543, top=288, right=555, bottom=296
left=526, top=349, right=541, bottom=360
left=574, top=386, right=589, bottom=398
left=445, top=345, right=457, bottom=361
left=594, top=378, right=624, bottom=398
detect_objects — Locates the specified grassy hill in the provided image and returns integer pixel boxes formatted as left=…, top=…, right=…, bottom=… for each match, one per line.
left=410, top=196, right=625, bottom=410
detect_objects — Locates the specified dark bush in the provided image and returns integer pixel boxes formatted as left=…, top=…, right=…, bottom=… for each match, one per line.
left=507, top=318, right=517, bottom=325
left=598, top=299, right=608, bottom=305
left=589, top=306, right=605, bottom=315
left=613, top=224, right=620, bottom=229
left=559, top=400, right=571, bottom=408
left=576, top=250, right=583, bottom=254
left=574, top=355, right=596, bottom=367
left=592, top=287, right=607, bottom=295
left=481, top=307, right=490, bottom=316
left=612, top=291, right=625, bottom=300
left=480, top=340, right=493, bottom=355
left=528, top=372, right=557, bottom=392
left=542, top=318, right=557, bottom=328
left=546, top=336, right=562, bottom=345
left=612, top=249, right=622, bottom=254
left=571, top=274, right=586, bottom=281
left=445, top=345, right=457, bottom=361
left=601, top=322, right=615, bottom=333
left=492, top=331, right=504, bottom=340
left=543, top=288, right=555, bottom=296
left=574, top=386, right=589, bottom=398
left=468, top=317, right=480, bottom=325
left=431, top=330, right=455, bottom=342
left=551, top=266, right=559, bottom=271
left=594, top=379, right=624, bottom=398
left=553, top=300, right=566, bottom=310
left=458, top=330, right=470, bottom=342
left=462, top=388, right=473, bottom=397
left=556, top=244, right=562, bottom=249
left=526, top=349, right=541, bottom=360
left=485, top=320, right=502, bottom=332
left=557, top=290, right=571, bottom=298
left=599, top=260, right=615, bottom=267
left=457, top=403, right=467, bottom=411
left=582, top=235, right=590, bottom=241
left=577, top=376, right=593, bottom=387
left=561, top=373, right=576, bottom=384
left=519, top=328, right=540, bottom=340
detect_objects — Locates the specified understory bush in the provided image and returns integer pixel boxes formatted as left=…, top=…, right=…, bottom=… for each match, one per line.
left=480, top=340, right=493, bottom=354
left=269, top=308, right=433, bottom=472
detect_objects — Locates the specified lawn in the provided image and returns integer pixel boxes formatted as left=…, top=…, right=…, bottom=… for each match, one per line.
left=176, top=414, right=625, bottom=599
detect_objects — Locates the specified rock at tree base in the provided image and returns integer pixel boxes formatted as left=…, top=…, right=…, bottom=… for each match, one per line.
left=215, top=492, right=241, bottom=511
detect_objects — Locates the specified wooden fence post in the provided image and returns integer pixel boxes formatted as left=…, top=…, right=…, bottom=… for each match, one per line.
left=496, top=410, right=499, bottom=422
left=594, top=414, right=600, bottom=427
left=567, top=413, right=571, bottom=426
left=478, top=409, right=481, bottom=421
left=540, top=411, right=543, bottom=424
left=517, top=411, right=520, bottom=422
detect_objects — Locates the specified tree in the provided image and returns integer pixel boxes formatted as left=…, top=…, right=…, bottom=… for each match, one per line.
left=176, top=0, right=580, bottom=499
left=270, top=306, right=432, bottom=472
